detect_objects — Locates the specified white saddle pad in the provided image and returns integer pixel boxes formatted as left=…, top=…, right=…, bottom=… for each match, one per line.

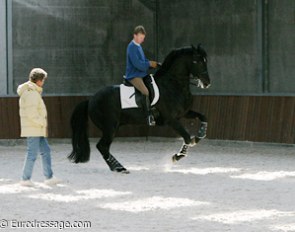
left=120, top=75, right=160, bottom=109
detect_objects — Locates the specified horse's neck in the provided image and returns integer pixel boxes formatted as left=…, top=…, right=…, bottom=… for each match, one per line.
left=157, top=56, right=191, bottom=94
left=167, top=56, right=191, bottom=77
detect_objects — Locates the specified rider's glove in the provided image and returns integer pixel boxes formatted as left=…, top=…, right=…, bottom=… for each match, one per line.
left=149, top=61, right=158, bottom=68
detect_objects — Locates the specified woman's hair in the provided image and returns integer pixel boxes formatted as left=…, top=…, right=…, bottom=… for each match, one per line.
left=134, top=25, right=146, bottom=35
left=29, top=68, right=47, bottom=83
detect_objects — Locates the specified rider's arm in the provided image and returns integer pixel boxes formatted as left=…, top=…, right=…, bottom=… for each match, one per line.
left=128, top=45, right=150, bottom=72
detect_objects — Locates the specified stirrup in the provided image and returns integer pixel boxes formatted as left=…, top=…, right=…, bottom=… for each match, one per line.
left=147, top=115, right=156, bottom=126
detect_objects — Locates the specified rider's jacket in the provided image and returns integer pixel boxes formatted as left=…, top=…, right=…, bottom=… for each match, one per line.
left=125, top=40, right=150, bottom=80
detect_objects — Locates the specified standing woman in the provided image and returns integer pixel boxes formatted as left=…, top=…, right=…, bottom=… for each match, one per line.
left=17, top=68, right=61, bottom=186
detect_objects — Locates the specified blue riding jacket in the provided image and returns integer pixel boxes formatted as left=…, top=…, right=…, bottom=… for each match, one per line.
left=125, top=40, right=150, bottom=80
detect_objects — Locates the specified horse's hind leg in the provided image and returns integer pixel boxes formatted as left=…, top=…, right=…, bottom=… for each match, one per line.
left=96, top=128, right=129, bottom=174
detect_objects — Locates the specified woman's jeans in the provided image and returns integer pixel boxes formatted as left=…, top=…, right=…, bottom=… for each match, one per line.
left=22, top=137, right=53, bottom=181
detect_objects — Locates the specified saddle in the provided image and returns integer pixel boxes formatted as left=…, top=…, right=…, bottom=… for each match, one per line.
left=120, top=75, right=160, bottom=109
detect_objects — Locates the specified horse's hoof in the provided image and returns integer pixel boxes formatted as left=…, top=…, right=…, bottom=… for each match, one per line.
left=172, top=154, right=186, bottom=163
left=121, top=169, right=130, bottom=174
left=197, top=122, right=208, bottom=139
left=113, top=167, right=130, bottom=174
left=197, top=133, right=206, bottom=139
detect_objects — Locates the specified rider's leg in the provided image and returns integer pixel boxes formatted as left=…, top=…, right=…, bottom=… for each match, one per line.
left=142, top=95, right=156, bottom=126
left=129, top=77, right=149, bottom=95
left=129, top=77, right=156, bottom=126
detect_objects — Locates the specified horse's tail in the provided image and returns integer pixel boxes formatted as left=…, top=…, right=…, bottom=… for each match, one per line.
left=68, top=100, right=90, bottom=163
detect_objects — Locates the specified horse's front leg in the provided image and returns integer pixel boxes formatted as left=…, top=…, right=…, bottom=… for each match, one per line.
left=166, top=119, right=197, bottom=162
left=185, top=110, right=208, bottom=139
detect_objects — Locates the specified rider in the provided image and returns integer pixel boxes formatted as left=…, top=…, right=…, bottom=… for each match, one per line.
left=125, top=25, right=158, bottom=126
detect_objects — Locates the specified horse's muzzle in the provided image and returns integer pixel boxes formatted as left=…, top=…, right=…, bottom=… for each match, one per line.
left=191, top=78, right=210, bottom=89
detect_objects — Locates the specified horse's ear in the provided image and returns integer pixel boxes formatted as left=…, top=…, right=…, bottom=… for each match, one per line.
left=191, top=44, right=196, bottom=50
left=197, top=43, right=202, bottom=50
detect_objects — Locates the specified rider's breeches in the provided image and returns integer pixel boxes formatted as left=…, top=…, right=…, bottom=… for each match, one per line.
left=129, top=77, right=149, bottom=96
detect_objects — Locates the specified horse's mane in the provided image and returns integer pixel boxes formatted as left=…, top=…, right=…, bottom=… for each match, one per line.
left=155, top=47, right=193, bottom=77
left=154, top=45, right=207, bottom=77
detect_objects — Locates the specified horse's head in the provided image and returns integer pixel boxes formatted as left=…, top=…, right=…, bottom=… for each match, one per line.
left=155, top=44, right=211, bottom=89
left=190, top=44, right=211, bottom=89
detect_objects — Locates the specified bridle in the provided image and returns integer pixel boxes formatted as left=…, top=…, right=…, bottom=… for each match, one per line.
left=190, top=71, right=209, bottom=87
left=190, top=56, right=209, bottom=88
left=155, top=54, right=210, bottom=88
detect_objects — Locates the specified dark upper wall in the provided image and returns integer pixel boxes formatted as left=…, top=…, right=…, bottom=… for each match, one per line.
left=157, top=0, right=260, bottom=94
left=12, top=0, right=156, bottom=94
left=268, top=0, right=295, bottom=93
left=157, top=0, right=295, bottom=95
left=7, top=0, right=295, bottom=95
left=0, top=0, right=7, bottom=95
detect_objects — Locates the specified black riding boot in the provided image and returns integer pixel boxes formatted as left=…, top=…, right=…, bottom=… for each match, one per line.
left=142, top=95, right=156, bottom=126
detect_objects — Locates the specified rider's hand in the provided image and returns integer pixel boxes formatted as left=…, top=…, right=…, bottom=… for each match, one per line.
left=149, top=61, right=158, bottom=69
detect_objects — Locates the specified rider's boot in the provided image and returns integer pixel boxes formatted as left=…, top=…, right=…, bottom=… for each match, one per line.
left=142, top=95, right=156, bottom=126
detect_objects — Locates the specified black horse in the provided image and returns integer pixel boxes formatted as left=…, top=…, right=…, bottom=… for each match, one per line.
left=69, top=44, right=210, bottom=174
